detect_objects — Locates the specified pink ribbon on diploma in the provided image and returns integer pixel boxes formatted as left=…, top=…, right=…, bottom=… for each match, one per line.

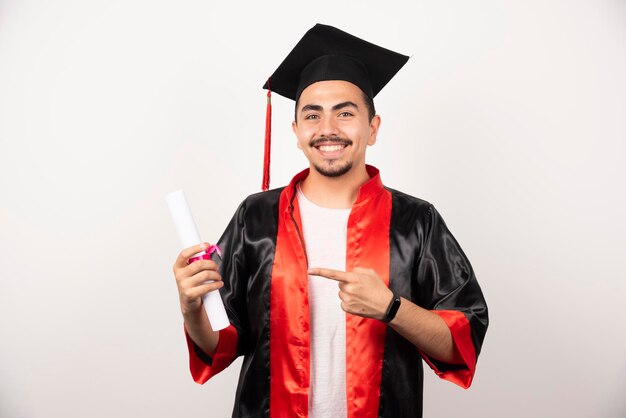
left=187, top=243, right=222, bottom=264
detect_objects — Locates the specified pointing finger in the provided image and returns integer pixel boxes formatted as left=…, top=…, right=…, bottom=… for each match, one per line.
left=308, top=268, right=349, bottom=282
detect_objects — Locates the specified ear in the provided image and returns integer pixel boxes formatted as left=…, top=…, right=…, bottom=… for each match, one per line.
left=368, top=115, right=381, bottom=146
left=292, top=121, right=303, bottom=150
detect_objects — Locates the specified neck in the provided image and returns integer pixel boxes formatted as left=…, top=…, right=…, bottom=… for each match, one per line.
left=300, top=164, right=370, bottom=209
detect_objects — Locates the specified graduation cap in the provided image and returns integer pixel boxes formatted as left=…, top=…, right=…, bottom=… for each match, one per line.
left=261, top=23, right=409, bottom=190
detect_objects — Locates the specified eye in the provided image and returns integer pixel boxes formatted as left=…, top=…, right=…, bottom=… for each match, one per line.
left=338, top=111, right=353, bottom=117
left=304, top=114, right=320, bottom=120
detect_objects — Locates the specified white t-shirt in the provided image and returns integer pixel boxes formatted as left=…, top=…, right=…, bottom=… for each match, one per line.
left=297, top=185, right=350, bottom=418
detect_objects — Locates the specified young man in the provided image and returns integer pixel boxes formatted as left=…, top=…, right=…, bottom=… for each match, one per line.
left=172, top=24, right=488, bottom=418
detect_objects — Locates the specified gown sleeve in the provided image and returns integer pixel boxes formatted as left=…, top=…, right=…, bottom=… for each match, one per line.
left=416, top=204, right=489, bottom=389
left=185, top=200, right=250, bottom=384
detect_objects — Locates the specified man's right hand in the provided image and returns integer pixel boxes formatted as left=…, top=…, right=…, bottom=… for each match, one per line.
left=173, top=243, right=224, bottom=317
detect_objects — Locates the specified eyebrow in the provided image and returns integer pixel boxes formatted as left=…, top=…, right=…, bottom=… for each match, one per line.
left=300, top=101, right=359, bottom=114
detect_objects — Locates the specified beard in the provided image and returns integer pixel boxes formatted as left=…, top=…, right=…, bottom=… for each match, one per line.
left=313, top=160, right=353, bottom=177
left=309, top=136, right=353, bottom=178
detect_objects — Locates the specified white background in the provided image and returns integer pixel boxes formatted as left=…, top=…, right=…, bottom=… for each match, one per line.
left=1, top=1, right=625, bottom=417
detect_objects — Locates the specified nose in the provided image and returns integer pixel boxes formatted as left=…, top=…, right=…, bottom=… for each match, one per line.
left=318, top=116, right=338, bottom=137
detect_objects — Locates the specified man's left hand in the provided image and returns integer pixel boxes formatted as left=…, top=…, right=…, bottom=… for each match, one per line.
left=308, top=267, right=393, bottom=320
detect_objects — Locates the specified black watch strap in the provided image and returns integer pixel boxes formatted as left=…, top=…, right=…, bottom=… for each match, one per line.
left=382, top=293, right=401, bottom=323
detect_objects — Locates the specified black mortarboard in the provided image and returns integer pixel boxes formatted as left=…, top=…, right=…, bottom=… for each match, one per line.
left=263, top=23, right=409, bottom=101
left=260, top=24, right=409, bottom=190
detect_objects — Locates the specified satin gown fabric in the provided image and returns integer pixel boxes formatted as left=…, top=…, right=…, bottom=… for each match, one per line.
left=184, top=166, right=488, bottom=418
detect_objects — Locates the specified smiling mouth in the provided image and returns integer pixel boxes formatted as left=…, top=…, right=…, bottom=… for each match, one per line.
left=310, top=138, right=352, bottom=154
left=316, top=144, right=347, bottom=152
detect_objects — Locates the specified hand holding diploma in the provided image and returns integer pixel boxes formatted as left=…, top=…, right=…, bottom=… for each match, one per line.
left=167, top=190, right=229, bottom=344
left=172, top=243, right=223, bottom=356
left=173, top=243, right=224, bottom=316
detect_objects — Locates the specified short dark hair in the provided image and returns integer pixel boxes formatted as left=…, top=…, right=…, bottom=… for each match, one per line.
left=361, top=93, right=376, bottom=122
left=294, top=90, right=376, bottom=123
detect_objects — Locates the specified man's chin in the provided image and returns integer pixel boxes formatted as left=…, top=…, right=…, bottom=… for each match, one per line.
left=312, top=161, right=353, bottom=178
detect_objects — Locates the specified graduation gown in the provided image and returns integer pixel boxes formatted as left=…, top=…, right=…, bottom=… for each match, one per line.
left=184, top=165, right=488, bottom=418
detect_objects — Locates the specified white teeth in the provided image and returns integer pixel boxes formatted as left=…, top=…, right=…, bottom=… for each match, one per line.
left=319, top=145, right=343, bottom=152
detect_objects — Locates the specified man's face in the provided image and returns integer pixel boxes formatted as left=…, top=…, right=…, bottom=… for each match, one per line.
left=292, top=80, right=380, bottom=178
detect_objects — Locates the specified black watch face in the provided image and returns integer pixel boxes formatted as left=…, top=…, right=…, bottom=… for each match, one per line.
left=385, top=297, right=401, bottom=322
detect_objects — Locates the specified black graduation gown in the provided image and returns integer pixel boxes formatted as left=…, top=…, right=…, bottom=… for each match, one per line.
left=184, top=166, right=488, bottom=418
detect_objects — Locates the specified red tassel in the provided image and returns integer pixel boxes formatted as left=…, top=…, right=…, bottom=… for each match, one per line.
left=262, top=85, right=272, bottom=191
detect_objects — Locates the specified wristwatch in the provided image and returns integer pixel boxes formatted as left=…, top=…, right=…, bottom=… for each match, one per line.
left=382, top=293, right=401, bottom=323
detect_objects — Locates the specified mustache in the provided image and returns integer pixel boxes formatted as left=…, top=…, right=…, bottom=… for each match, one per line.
left=309, top=137, right=353, bottom=147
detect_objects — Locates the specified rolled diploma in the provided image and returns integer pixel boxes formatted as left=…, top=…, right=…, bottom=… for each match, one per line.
left=166, top=190, right=229, bottom=331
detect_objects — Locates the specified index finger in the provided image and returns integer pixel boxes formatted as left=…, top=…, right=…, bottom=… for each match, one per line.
left=174, top=243, right=208, bottom=268
left=308, top=268, right=349, bottom=282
